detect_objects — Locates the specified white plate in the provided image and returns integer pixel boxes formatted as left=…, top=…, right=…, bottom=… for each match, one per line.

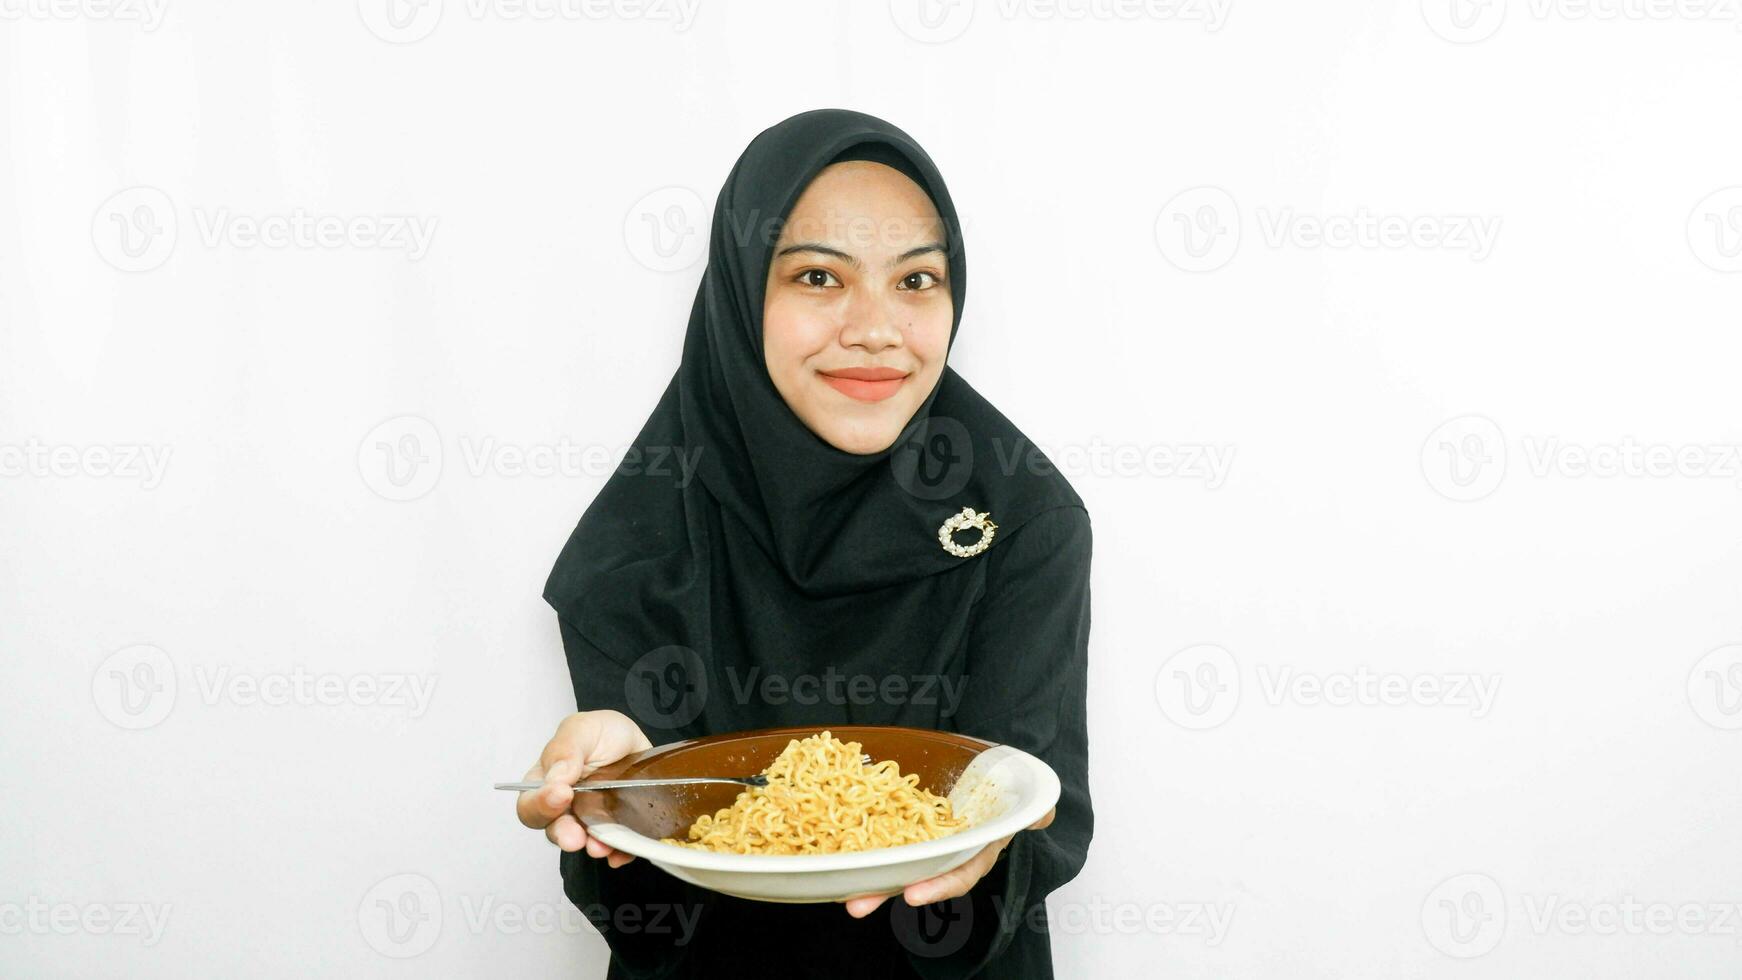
left=583, top=743, right=1061, bottom=903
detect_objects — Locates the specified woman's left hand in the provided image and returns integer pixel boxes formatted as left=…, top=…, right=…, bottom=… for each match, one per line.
left=841, top=807, right=1055, bottom=919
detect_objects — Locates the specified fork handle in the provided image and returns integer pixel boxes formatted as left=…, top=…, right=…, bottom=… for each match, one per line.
left=492, top=777, right=761, bottom=792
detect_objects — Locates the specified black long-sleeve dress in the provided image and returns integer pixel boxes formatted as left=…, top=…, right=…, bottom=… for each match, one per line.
left=554, top=504, right=1093, bottom=979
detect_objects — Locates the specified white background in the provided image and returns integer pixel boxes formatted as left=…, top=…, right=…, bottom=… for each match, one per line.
left=4, top=0, right=1742, bottom=976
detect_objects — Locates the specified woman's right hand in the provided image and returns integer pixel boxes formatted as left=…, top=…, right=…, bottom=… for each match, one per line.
left=515, top=710, right=652, bottom=867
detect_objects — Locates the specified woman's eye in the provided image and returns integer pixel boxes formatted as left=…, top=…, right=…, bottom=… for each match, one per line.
left=797, top=269, right=841, bottom=288
left=899, top=271, right=942, bottom=291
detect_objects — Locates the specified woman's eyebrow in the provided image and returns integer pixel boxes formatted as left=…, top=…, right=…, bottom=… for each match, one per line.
left=774, top=242, right=948, bottom=269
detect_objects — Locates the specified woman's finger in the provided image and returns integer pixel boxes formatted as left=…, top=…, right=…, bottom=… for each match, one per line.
left=545, top=812, right=589, bottom=852
left=604, top=850, right=636, bottom=868
left=842, top=891, right=898, bottom=918
left=517, top=759, right=578, bottom=829
left=905, top=835, right=1012, bottom=905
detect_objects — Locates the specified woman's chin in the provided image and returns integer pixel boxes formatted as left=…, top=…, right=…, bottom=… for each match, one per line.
left=812, top=418, right=906, bottom=456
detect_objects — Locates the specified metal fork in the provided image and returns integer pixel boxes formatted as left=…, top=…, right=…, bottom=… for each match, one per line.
left=493, top=775, right=767, bottom=792
left=493, top=754, right=872, bottom=793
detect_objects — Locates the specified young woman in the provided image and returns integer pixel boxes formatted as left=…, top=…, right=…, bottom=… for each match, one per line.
left=515, top=108, right=1093, bottom=979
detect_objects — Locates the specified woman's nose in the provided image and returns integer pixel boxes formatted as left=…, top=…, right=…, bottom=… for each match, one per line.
left=837, top=290, right=905, bottom=353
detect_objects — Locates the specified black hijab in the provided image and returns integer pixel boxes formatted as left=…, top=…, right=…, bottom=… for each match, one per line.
left=543, top=106, right=1081, bottom=694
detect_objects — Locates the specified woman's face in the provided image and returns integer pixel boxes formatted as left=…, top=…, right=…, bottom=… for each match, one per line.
left=763, top=160, right=953, bottom=455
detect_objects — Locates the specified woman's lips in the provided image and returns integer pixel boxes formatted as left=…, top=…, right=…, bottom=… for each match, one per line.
left=817, top=367, right=909, bottom=403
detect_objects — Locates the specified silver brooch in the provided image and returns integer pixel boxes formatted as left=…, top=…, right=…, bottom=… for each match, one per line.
left=938, top=506, right=998, bottom=558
